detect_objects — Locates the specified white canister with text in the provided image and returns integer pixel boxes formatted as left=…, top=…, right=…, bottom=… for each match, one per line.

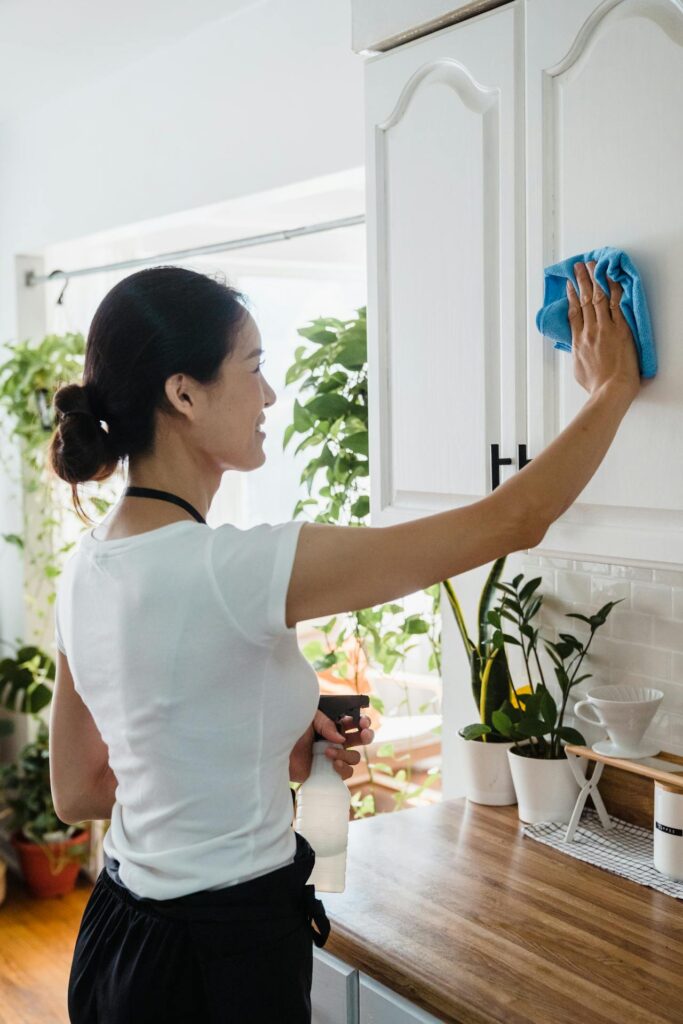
left=653, top=782, right=683, bottom=881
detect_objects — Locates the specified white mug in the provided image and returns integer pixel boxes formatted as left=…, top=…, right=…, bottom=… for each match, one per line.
left=573, top=684, right=663, bottom=755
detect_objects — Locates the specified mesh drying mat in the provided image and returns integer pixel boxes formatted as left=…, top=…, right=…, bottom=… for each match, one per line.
left=523, top=809, right=683, bottom=899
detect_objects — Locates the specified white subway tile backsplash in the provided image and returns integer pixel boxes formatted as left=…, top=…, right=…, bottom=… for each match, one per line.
left=611, top=564, right=654, bottom=582
left=575, top=560, right=612, bottom=576
left=610, top=609, right=654, bottom=644
left=556, top=571, right=592, bottom=604
left=632, top=583, right=672, bottom=619
left=565, top=633, right=670, bottom=680
left=522, top=554, right=683, bottom=723
left=590, top=577, right=631, bottom=606
left=542, top=557, right=575, bottom=570
left=672, top=653, right=683, bottom=683
left=653, top=569, right=683, bottom=587
left=652, top=619, right=683, bottom=653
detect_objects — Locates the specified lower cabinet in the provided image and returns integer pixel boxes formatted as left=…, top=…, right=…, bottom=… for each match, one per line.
left=359, top=973, right=444, bottom=1024
left=312, top=948, right=444, bottom=1024
left=312, top=948, right=358, bottom=1024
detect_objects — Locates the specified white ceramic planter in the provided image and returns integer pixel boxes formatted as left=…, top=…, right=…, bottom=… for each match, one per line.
left=457, top=731, right=517, bottom=806
left=507, top=747, right=580, bottom=824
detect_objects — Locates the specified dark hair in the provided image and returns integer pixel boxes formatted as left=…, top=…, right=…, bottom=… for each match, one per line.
left=49, top=265, right=250, bottom=524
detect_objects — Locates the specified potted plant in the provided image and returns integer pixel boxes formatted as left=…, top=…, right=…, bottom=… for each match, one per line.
left=0, top=334, right=117, bottom=879
left=443, top=557, right=532, bottom=805
left=0, top=644, right=91, bottom=896
left=284, top=308, right=442, bottom=817
left=0, top=716, right=90, bottom=897
left=488, top=573, right=622, bottom=823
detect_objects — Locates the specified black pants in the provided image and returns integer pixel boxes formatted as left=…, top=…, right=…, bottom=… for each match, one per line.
left=67, top=831, right=330, bottom=1023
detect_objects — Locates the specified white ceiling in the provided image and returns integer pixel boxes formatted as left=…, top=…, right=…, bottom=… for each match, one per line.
left=0, top=0, right=262, bottom=123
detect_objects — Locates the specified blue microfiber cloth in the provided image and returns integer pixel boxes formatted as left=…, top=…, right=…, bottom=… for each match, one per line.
left=535, top=246, right=657, bottom=379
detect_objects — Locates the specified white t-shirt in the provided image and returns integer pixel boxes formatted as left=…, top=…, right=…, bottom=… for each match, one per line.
left=54, top=518, right=320, bottom=900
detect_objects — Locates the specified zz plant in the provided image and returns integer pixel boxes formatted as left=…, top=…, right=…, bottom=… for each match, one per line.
left=490, top=574, right=621, bottom=758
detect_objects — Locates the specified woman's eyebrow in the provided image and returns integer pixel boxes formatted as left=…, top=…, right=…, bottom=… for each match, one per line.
left=243, top=347, right=263, bottom=360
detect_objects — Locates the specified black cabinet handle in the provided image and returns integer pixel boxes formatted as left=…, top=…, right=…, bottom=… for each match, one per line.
left=490, top=443, right=533, bottom=490
left=490, top=444, right=513, bottom=490
left=518, top=443, right=532, bottom=470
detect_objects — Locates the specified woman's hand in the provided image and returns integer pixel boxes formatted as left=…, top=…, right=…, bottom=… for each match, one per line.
left=567, top=260, right=640, bottom=401
left=289, top=709, right=375, bottom=784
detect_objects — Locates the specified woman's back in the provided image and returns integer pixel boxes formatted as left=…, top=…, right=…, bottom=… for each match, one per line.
left=56, top=518, right=318, bottom=900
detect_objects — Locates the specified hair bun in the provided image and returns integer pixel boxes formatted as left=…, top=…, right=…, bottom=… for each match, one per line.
left=54, top=382, right=94, bottom=424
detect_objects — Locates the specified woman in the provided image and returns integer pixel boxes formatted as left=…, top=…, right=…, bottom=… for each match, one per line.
left=47, top=261, right=639, bottom=1023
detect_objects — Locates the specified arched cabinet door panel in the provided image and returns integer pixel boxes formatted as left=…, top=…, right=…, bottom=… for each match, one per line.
left=365, top=3, right=525, bottom=526
left=526, top=0, right=683, bottom=567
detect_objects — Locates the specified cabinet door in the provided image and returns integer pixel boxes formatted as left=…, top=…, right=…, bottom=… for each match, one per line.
left=366, top=2, right=526, bottom=525
left=359, top=973, right=444, bottom=1023
left=526, top=0, right=683, bottom=567
left=312, top=947, right=359, bottom=1024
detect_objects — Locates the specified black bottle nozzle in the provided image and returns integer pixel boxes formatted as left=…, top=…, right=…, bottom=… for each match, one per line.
left=314, top=694, right=370, bottom=742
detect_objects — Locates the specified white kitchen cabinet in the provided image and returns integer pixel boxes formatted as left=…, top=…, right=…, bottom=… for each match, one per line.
left=311, top=951, right=445, bottom=1023
left=312, top=947, right=359, bottom=1024
left=525, top=0, right=683, bottom=568
left=365, top=0, right=683, bottom=567
left=359, top=973, right=444, bottom=1023
left=365, top=2, right=526, bottom=526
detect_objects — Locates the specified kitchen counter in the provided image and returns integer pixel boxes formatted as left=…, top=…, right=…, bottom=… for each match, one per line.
left=318, top=799, right=683, bottom=1024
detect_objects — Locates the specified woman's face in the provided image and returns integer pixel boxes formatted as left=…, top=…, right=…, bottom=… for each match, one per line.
left=205, top=311, right=277, bottom=472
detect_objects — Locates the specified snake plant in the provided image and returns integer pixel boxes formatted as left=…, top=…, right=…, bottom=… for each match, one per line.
left=443, top=557, right=527, bottom=742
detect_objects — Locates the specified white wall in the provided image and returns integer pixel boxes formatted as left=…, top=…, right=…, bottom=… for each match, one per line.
left=0, top=0, right=363, bottom=336
left=0, top=0, right=364, bottom=672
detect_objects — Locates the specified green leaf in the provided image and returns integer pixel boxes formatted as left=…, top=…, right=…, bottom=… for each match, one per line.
left=335, top=336, right=366, bottom=369
left=491, top=710, right=512, bottom=735
left=540, top=688, right=557, bottom=728
left=554, top=665, right=571, bottom=693
left=350, top=495, right=370, bottom=519
left=519, top=577, right=542, bottom=603
left=343, top=431, right=369, bottom=456
left=565, top=612, right=592, bottom=624
left=442, top=579, right=475, bottom=656
left=461, top=723, right=492, bottom=740
left=305, top=394, right=350, bottom=421
left=404, top=616, right=429, bottom=634
left=558, top=727, right=586, bottom=746
left=558, top=633, right=582, bottom=648
left=517, top=718, right=548, bottom=738
left=478, top=557, right=508, bottom=649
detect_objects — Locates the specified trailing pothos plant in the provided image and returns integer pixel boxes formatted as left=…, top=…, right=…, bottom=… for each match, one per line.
left=0, top=332, right=116, bottom=635
left=283, top=307, right=442, bottom=818
left=443, top=557, right=532, bottom=743
left=489, top=574, right=622, bottom=758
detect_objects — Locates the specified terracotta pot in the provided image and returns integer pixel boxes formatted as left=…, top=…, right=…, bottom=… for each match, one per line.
left=11, top=827, right=91, bottom=898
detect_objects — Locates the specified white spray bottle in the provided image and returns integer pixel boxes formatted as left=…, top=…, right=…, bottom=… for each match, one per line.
left=294, top=694, right=370, bottom=893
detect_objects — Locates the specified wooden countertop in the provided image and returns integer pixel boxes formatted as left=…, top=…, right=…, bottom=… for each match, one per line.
left=318, top=799, right=683, bottom=1024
